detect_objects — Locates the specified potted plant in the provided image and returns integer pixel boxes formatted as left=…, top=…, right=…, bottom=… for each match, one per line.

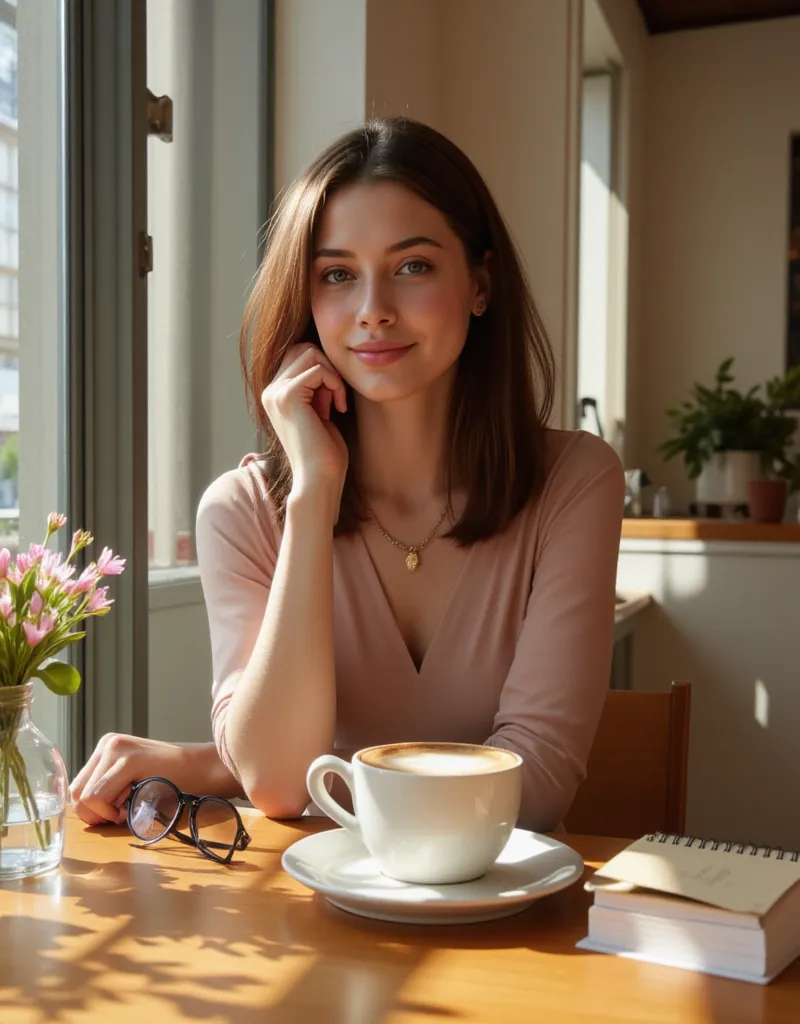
left=658, top=358, right=800, bottom=518
left=749, top=453, right=800, bottom=524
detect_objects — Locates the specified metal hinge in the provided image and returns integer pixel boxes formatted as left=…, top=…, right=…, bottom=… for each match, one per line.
left=139, top=232, right=153, bottom=276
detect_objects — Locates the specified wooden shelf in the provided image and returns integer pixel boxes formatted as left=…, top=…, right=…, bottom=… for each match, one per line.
left=622, top=518, right=800, bottom=542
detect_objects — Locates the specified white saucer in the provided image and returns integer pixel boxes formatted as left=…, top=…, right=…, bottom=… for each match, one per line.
left=282, top=828, right=584, bottom=925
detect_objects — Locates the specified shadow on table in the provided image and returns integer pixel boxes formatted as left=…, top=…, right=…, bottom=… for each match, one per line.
left=0, top=838, right=457, bottom=1024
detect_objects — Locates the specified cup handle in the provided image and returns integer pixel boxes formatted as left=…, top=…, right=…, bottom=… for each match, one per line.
left=306, top=754, right=360, bottom=835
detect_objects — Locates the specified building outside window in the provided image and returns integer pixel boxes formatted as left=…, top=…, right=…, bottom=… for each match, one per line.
left=0, top=4, right=18, bottom=549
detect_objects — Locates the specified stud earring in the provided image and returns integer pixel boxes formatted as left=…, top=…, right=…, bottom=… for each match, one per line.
left=474, top=298, right=487, bottom=316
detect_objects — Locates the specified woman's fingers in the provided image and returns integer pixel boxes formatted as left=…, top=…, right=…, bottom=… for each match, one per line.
left=333, top=384, right=347, bottom=415
left=313, top=384, right=333, bottom=421
left=266, top=363, right=346, bottom=415
left=278, top=344, right=347, bottom=413
left=69, top=734, right=140, bottom=826
left=73, top=757, right=132, bottom=825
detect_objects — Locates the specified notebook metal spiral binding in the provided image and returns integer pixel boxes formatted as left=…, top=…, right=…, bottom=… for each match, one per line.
left=645, top=832, right=800, bottom=862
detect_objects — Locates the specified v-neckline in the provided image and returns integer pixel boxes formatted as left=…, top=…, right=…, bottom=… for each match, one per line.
left=354, top=530, right=479, bottom=678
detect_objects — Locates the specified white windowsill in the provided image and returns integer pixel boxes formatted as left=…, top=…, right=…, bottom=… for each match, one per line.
left=148, top=565, right=205, bottom=611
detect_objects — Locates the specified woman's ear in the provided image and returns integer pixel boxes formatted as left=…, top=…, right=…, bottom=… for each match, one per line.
left=472, top=251, right=492, bottom=316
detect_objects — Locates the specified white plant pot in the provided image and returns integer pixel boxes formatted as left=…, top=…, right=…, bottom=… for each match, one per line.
left=695, top=451, right=761, bottom=506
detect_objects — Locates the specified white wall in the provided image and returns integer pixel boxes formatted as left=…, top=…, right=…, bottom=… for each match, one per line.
left=366, top=0, right=442, bottom=128
left=149, top=582, right=212, bottom=742
left=274, top=0, right=367, bottom=194
left=640, top=17, right=800, bottom=506
left=440, top=0, right=582, bottom=426
left=618, top=541, right=800, bottom=849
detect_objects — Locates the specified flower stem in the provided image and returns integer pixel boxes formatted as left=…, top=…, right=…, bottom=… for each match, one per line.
left=0, top=709, right=47, bottom=852
left=0, top=757, right=8, bottom=846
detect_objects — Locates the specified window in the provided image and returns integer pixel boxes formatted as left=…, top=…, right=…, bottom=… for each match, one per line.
left=15, top=0, right=69, bottom=757
left=577, top=72, right=614, bottom=440
left=146, top=0, right=264, bottom=574
left=0, top=9, right=18, bottom=545
left=577, top=0, right=629, bottom=454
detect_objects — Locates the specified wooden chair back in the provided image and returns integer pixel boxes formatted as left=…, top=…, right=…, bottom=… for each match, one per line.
left=564, top=681, right=691, bottom=838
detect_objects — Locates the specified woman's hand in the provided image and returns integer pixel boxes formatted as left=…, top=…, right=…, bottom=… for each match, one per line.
left=262, top=343, right=349, bottom=501
left=69, top=734, right=199, bottom=826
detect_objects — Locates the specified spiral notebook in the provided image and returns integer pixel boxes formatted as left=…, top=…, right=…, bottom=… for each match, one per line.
left=577, top=833, right=800, bottom=984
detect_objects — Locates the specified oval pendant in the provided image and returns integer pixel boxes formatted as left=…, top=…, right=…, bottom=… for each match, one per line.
left=405, top=550, right=420, bottom=572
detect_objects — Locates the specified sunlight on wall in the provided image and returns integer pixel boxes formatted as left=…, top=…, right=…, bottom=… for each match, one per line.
left=754, top=679, right=769, bottom=729
left=662, top=549, right=709, bottom=601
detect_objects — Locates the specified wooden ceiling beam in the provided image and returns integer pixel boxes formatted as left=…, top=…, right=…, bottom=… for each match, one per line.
left=637, top=0, right=800, bottom=35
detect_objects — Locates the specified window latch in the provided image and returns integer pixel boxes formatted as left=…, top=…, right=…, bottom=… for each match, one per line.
left=146, top=90, right=173, bottom=142
left=139, top=232, right=153, bottom=277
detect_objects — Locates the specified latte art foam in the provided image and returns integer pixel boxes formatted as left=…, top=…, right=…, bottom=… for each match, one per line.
left=359, top=742, right=518, bottom=776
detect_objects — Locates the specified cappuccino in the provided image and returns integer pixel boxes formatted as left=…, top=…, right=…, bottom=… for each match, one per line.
left=359, top=742, right=518, bottom=776
left=307, top=740, right=523, bottom=883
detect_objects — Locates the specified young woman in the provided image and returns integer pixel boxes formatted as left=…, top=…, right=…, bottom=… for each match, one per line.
left=70, top=118, right=624, bottom=831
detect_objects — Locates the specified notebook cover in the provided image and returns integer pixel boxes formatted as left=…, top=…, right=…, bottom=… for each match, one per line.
left=591, top=836, right=800, bottom=915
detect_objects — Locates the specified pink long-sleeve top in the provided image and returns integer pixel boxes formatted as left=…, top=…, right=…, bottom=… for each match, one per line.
left=196, top=428, right=625, bottom=831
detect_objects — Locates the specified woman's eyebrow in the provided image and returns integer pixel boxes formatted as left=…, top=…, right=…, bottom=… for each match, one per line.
left=313, top=235, right=445, bottom=259
left=386, top=235, right=444, bottom=254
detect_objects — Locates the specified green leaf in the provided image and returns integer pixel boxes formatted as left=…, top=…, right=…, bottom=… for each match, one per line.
left=36, top=660, right=82, bottom=696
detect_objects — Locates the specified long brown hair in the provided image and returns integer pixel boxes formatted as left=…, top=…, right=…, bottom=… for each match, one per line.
left=240, top=117, right=555, bottom=545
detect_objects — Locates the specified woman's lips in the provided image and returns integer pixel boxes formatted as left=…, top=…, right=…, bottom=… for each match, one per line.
left=351, top=344, right=413, bottom=367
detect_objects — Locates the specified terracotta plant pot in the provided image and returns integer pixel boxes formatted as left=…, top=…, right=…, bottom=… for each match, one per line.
left=746, top=479, right=788, bottom=524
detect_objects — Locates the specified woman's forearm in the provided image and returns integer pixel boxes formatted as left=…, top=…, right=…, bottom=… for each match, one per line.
left=222, top=489, right=338, bottom=817
left=175, top=741, right=246, bottom=800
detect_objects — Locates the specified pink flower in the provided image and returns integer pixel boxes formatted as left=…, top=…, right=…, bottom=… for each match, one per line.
left=72, top=566, right=99, bottom=593
left=28, top=544, right=46, bottom=563
left=61, top=579, right=86, bottom=599
left=41, top=550, right=62, bottom=575
left=36, top=551, right=74, bottom=590
left=30, top=591, right=43, bottom=617
left=96, top=548, right=126, bottom=576
left=54, top=563, right=76, bottom=584
left=86, top=586, right=113, bottom=613
left=7, top=566, right=22, bottom=585
left=48, top=513, right=67, bottom=531
left=16, top=553, right=32, bottom=574
left=23, top=617, right=54, bottom=647
left=70, top=529, right=93, bottom=554
left=0, top=548, right=9, bottom=579
left=0, top=591, right=15, bottom=624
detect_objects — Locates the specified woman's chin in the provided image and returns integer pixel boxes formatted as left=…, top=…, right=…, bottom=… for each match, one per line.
left=347, top=371, right=427, bottom=405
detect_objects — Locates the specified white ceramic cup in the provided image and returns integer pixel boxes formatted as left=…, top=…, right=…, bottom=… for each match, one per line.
left=305, top=741, right=523, bottom=884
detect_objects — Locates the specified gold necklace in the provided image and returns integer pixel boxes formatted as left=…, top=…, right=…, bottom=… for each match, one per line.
left=358, top=488, right=450, bottom=572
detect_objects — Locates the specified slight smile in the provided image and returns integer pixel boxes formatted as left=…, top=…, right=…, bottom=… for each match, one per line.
left=351, top=342, right=414, bottom=367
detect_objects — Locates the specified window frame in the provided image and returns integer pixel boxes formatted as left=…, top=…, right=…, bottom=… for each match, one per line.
left=67, top=0, right=149, bottom=766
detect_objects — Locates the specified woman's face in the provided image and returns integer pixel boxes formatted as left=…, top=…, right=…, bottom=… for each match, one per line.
left=310, top=181, right=487, bottom=404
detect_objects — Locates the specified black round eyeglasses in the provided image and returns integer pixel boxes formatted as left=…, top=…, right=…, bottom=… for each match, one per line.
left=125, top=776, right=251, bottom=865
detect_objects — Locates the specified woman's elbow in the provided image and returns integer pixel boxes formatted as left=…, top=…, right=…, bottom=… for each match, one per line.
left=247, top=789, right=308, bottom=820
left=238, top=768, right=310, bottom=819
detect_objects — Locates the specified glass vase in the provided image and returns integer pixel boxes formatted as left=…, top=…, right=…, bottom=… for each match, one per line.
left=0, top=682, right=68, bottom=879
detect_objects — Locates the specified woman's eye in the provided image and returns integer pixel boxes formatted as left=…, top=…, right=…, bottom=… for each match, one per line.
left=399, top=260, right=431, bottom=276
left=322, top=268, right=352, bottom=284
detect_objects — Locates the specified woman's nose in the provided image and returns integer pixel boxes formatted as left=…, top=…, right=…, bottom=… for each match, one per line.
left=358, top=280, right=396, bottom=328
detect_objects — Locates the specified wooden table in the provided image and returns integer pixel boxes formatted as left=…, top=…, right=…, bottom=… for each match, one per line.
left=1, top=811, right=799, bottom=1023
